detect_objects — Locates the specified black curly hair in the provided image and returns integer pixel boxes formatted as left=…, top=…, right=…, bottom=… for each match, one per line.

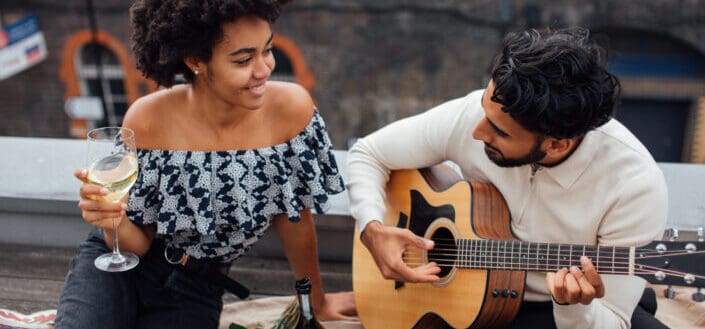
left=130, top=0, right=288, bottom=87
left=490, top=27, right=621, bottom=139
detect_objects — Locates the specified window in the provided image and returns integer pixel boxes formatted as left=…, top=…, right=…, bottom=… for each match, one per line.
left=75, top=43, right=128, bottom=126
left=270, top=46, right=295, bottom=82
left=272, top=35, right=315, bottom=91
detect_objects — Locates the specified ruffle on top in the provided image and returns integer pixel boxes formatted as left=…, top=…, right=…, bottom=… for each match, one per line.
left=126, top=110, right=344, bottom=261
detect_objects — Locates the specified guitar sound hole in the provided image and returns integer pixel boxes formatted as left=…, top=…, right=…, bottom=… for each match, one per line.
left=428, top=227, right=456, bottom=278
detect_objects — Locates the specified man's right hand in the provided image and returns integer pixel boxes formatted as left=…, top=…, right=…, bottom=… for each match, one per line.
left=360, top=221, right=441, bottom=283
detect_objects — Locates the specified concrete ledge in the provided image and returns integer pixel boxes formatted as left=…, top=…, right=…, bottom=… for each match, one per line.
left=3, top=136, right=705, bottom=254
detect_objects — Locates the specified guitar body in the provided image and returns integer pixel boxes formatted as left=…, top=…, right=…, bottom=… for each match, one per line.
left=353, top=166, right=526, bottom=329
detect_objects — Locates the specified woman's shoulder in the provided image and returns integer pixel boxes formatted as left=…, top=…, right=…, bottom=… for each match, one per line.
left=122, top=86, right=188, bottom=148
left=266, top=81, right=316, bottom=136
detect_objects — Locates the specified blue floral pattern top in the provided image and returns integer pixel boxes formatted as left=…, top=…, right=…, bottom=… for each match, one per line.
left=126, top=110, right=344, bottom=262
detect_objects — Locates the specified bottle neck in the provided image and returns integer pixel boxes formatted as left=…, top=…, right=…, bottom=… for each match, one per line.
left=295, top=277, right=314, bottom=322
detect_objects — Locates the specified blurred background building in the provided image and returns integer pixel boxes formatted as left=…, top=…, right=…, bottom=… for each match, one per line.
left=1, top=0, right=704, bottom=162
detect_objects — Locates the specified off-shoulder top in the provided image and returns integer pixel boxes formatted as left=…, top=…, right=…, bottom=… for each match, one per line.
left=126, top=110, right=344, bottom=262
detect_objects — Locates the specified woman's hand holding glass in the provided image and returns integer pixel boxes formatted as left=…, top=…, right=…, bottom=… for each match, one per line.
left=75, top=168, right=128, bottom=232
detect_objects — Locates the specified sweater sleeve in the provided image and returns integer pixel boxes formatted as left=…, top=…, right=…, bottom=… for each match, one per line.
left=553, top=166, right=668, bottom=329
left=346, top=95, right=471, bottom=235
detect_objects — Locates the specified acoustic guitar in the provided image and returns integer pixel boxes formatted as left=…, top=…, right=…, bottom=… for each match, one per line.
left=352, top=166, right=705, bottom=329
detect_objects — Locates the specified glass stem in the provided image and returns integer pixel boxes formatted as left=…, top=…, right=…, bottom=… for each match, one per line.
left=111, top=216, right=124, bottom=263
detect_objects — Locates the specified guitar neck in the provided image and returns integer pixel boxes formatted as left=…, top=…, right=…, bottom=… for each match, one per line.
left=455, top=239, right=635, bottom=275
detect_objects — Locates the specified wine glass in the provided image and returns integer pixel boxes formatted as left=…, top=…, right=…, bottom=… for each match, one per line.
left=86, top=127, right=140, bottom=272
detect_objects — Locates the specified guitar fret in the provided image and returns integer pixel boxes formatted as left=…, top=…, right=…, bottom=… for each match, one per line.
left=493, top=240, right=496, bottom=269
left=501, top=241, right=505, bottom=270
left=485, top=239, right=489, bottom=269
left=524, top=242, right=528, bottom=270
left=512, top=240, right=517, bottom=270
left=464, top=239, right=468, bottom=269
left=466, top=239, right=470, bottom=268
left=477, top=239, right=481, bottom=268
left=479, top=240, right=484, bottom=268
left=478, top=240, right=483, bottom=268
left=457, top=239, right=462, bottom=268
left=474, top=239, right=478, bottom=269
left=468, top=239, right=472, bottom=268
left=534, top=242, right=539, bottom=271
left=455, top=239, right=465, bottom=268
left=463, top=239, right=468, bottom=269
left=506, top=240, right=511, bottom=270
left=491, top=240, right=496, bottom=269
left=543, top=243, right=548, bottom=271
left=596, top=245, right=600, bottom=272
left=470, top=239, right=475, bottom=269
left=515, top=241, right=521, bottom=270
left=510, top=240, right=515, bottom=270
left=569, top=245, right=573, bottom=268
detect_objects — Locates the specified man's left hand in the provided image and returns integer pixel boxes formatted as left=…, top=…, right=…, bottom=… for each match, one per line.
left=546, top=256, right=605, bottom=305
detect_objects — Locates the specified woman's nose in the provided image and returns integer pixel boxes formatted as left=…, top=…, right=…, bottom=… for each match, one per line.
left=252, top=56, right=272, bottom=80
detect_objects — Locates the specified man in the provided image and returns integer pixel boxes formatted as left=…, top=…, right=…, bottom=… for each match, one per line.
left=346, top=28, right=668, bottom=328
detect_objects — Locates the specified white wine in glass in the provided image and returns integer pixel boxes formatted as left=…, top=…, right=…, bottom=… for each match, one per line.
left=86, top=127, right=140, bottom=272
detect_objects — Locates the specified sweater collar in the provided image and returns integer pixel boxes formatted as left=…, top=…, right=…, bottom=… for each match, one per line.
left=537, top=127, right=602, bottom=189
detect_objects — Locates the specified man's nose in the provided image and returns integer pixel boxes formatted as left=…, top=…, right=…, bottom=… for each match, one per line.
left=472, top=118, right=490, bottom=143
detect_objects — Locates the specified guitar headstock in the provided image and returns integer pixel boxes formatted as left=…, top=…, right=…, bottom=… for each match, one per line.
left=635, top=240, right=705, bottom=289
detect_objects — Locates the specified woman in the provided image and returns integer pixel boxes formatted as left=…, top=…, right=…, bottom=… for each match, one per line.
left=55, top=1, right=356, bottom=328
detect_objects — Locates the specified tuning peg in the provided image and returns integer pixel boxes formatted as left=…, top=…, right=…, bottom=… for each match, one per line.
left=693, top=288, right=705, bottom=302
left=667, top=228, right=679, bottom=241
left=664, top=285, right=677, bottom=299
left=698, top=227, right=704, bottom=242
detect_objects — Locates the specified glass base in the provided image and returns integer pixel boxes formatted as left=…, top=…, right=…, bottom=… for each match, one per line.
left=94, top=251, right=139, bottom=272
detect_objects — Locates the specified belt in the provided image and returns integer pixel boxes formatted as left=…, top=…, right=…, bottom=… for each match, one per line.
left=147, top=239, right=250, bottom=300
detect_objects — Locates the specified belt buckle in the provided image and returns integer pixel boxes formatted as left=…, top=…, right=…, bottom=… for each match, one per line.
left=164, top=244, right=188, bottom=265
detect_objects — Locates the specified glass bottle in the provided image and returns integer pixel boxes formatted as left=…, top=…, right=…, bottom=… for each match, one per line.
left=294, top=277, right=323, bottom=329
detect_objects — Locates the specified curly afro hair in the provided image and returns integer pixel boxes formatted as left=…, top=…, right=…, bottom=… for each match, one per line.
left=130, top=0, right=288, bottom=87
left=490, top=27, right=621, bottom=139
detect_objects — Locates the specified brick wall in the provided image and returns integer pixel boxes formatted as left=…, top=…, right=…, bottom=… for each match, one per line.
left=0, top=0, right=703, bottom=147
left=0, top=1, right=132, bottom=138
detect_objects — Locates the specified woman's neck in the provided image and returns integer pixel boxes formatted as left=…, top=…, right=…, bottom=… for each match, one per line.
left=185, top=83, right=256, bottom=130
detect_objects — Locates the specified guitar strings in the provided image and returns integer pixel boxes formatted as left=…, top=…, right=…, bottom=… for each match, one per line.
left=396, top=261, right=700, bottom=280
left=399, top=257, right=702, bottom=278
left=403, top=249, right=705, bottom=263
left=425, top=241, right=700, bottom=257
left=400, top=252, right=705, bottom=280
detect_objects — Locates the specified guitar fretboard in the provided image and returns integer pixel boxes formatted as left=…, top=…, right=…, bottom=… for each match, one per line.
left=455, top=239, right=635, bottom=275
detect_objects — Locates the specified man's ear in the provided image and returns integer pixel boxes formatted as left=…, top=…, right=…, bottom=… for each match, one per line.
left=545, top=137, right=574, bottom=158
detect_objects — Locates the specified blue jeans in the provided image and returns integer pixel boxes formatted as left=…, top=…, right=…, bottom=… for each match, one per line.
left=54, top=229, right=225, bottom=329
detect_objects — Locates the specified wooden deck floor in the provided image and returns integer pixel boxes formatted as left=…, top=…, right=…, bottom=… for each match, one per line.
left=2, top=243, right=701, bottom=328
left=0, top=243, right=353, bottom=315
left=0, top=243, right=71, bottom=314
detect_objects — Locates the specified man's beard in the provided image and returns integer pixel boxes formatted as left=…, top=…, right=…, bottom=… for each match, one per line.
left=484, top=137, right=546, bottom=168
